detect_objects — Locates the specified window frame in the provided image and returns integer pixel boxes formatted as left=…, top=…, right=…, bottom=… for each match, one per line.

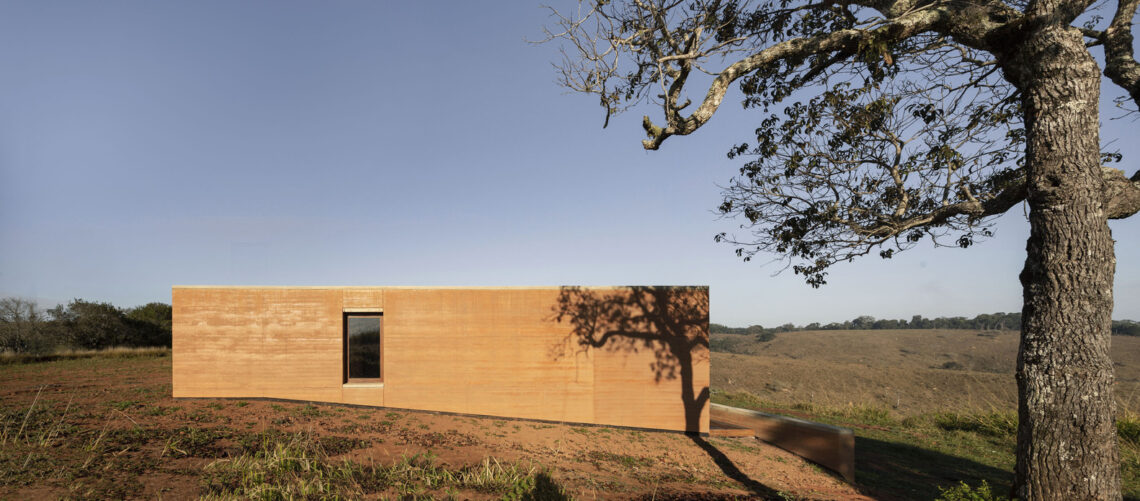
left=343, top=312, right=383, bottom=384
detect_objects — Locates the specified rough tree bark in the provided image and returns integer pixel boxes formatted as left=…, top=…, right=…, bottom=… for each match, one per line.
left=1006, top=24, right=1121, bottom=499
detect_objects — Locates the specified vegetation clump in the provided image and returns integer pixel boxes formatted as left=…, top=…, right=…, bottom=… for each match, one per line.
left=923, top=412, right=1018, bottom=438
left=936, top=480, right=1008, bottom=501
left=0, top=297, right=171, bottom=355
left=200, top=432, right=570, bottom=500
left=1117, top=412, right=1140, bottom=446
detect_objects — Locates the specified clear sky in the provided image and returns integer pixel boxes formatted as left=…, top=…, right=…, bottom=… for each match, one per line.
left=1, top=1, right=1137, bottom=326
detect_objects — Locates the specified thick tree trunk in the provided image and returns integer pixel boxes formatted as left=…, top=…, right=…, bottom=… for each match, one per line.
left=1011, top=25, right=1121, bottom=500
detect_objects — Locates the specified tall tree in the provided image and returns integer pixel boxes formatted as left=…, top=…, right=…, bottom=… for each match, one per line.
left=543, top=0, right=1140, bottom=498
left=0, top=297, right=47, bottom=354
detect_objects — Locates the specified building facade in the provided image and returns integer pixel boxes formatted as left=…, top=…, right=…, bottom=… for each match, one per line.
left=172, top=286, right=710, bottom=433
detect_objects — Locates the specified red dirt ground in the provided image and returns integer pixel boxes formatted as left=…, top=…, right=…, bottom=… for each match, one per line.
left=0, top=354, right=871, bottom=500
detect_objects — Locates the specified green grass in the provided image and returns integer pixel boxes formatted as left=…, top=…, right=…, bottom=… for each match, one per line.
left=714, top=390, right=898, bottom=427
left=1119, top=411, right=1140, bottom=445
left=918, top=411, right=1017, bottom=437
left=295, top=403, right=330, bottom=418
left=584, top=450, right=655, bottom=469
left=569, top=427, right=593, bottom=436
left=714, top=390, right=1140, bottom=500
left=109, top=400, right=140, bottom=411
left=199, top=432, right=570, bottom=500
left=936, top=480, right=1008, bottom=501
left=0, top=391, right=79, bottom=449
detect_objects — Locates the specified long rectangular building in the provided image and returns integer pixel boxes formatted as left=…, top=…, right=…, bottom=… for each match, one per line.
left=172, top=286, right=710, bottom=433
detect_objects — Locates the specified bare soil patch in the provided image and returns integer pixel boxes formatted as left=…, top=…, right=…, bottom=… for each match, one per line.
left=0, top=355, right=867, bottom=500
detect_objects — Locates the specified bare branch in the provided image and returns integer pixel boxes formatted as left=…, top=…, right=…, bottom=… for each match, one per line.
left=1102, top=0, right=1140, bottom=104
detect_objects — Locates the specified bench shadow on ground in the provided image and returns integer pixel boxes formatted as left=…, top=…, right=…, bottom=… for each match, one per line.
left=854, top=435, right=1012, bottom=500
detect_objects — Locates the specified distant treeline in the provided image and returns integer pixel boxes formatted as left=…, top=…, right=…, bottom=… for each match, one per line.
left=0, top=297, right=172, bottom=354
left=712, top=313, right=1140, bottom=336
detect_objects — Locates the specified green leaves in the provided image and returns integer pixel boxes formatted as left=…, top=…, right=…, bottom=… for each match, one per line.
left=719, top=43, right=1030, bottom=286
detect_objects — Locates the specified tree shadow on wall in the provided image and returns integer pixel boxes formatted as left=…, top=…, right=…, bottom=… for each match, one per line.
left=551, top=286, right=710, bottom=433
left=551, top=286, right=782, bottom=498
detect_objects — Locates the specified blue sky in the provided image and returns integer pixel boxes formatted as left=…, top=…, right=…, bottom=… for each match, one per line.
left=1, top=1, right=1137, bottom=326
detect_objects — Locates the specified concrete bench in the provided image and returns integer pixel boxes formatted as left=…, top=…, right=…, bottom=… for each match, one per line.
left=710, top=403, right=855, bottom=482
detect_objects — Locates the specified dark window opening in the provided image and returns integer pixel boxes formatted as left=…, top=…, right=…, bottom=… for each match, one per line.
left=344, top=314, right=382, bottom=382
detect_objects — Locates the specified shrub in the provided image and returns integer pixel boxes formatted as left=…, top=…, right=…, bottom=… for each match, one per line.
left=755, top=331, right=777, bottom=343
left=125, top=302, right=172, bottom=346
left=0, top=297, right=175, bottom=353
left=0, top=297, right=57, bottom=354
left=930, top=411, right=1017, bottom=437
left=710, top=336, right=751, bottom=354
left=936, top=480, right=1008, bottom=501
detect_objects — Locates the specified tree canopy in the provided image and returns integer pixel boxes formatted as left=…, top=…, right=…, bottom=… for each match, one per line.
left=544, top=0, right=1140, bottom=497
left=542, top=0, right=1139, bottom=286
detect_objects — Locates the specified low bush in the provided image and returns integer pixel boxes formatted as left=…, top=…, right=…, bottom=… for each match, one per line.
left=936, top=480, right=1008, bottom=501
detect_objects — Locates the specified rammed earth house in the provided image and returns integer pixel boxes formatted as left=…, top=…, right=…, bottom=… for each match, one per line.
left=172, top=286, right=710, bottom=433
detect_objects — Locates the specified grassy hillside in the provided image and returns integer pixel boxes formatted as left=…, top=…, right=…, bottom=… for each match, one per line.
left=710, top=329, right=1140, bottom=499
left=712, top=329, right=1140, bottom=414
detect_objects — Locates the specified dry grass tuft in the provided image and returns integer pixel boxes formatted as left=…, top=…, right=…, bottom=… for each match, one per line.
left=0, top=346, right=169, bottom=365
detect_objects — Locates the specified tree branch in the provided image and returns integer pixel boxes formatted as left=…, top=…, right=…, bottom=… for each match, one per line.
left=1103, top=0, right=1140, bottom=105
left=639, top=0, right=1025, bottom=150
left=1105, top=167, right=1140, bottom=219
left=853, top=173, right=1027, bottom=237
left=640, top=8, right=949, bottom=150
left=852, top=167, right=1139, bottom=236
